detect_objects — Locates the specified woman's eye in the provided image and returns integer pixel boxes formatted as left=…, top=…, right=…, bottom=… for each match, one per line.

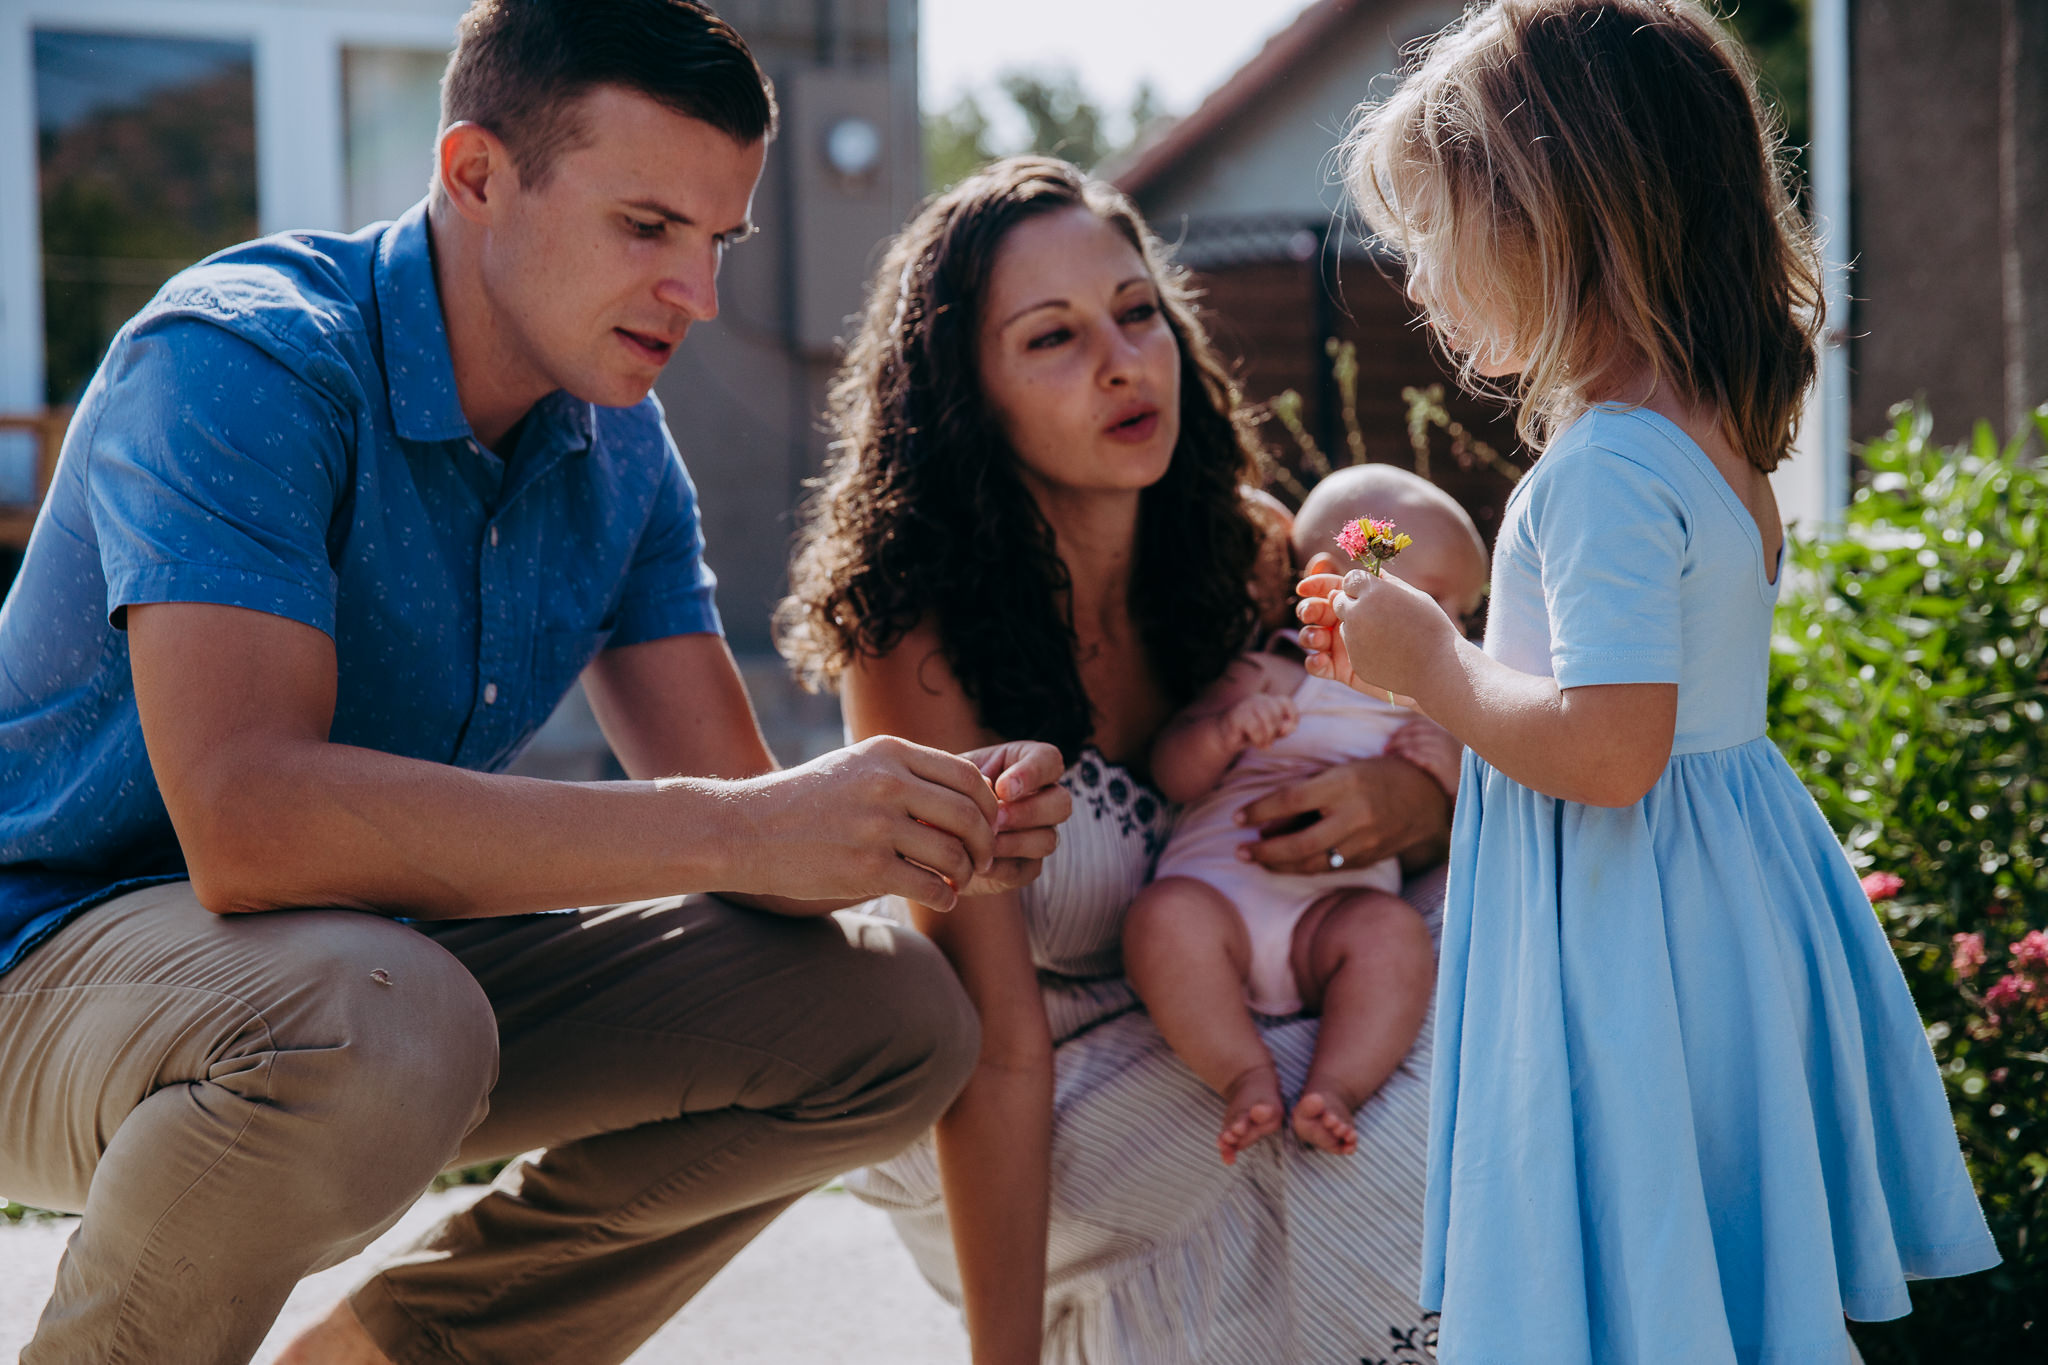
left=1026, top=327, right=1072, bottom=351
left=627, top=218, right=665, bottom=238
left=1122, top=302, right=1159, bottom=324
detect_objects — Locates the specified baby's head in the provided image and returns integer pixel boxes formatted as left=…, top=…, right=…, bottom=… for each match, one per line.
left=1340, top=0, right=1821, bottom=474
left=1291, top=465, right=1487, bottom=627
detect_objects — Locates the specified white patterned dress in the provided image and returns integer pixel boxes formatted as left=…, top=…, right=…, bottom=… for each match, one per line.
left=848, top=749, right=1446, bottom=1365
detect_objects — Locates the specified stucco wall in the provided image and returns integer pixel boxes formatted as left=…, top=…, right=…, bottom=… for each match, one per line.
left=653, top=0, right=919, bottom=653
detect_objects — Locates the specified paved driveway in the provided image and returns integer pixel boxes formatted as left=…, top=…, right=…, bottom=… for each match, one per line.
left=0, top=1186, right=967, bottom=1363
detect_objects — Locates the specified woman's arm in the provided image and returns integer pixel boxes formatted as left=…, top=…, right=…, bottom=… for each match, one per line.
left=1297, top=570, right=1677, bottom=808
left=843, top=622, right=1053, bottom=1365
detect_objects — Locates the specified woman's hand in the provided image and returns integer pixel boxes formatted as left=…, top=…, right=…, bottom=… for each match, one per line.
left=1296, top=568, right=1460, bottom=704
left=1236, top=753, right=1452, bottom=875
left=960, top=740, right=1073, bottom=897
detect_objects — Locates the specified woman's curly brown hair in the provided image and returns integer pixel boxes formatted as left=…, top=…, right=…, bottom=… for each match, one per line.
left=775, top=156, right=1265, bottom=761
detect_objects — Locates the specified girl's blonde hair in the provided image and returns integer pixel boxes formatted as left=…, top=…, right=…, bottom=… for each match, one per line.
left=1343, top=0, right=1823, bottom=471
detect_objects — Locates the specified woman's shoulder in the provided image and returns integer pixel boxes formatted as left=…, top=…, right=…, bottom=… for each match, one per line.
left=841, top=616, right=1001, bottom=753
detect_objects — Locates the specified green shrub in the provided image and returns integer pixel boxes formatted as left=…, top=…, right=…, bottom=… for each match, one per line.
left=1769, top=403, right=2047, bottom=1359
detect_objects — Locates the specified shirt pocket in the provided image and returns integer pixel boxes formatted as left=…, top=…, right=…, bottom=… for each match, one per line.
left=528, top=626, right=609, bottom=727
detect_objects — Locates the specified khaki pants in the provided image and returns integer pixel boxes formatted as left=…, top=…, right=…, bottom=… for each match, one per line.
left=0, top=882, right=978, bottom=1364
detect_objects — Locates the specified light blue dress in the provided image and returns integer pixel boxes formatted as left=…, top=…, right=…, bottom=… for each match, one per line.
left=1425, top=406, right=1998, bottom=1364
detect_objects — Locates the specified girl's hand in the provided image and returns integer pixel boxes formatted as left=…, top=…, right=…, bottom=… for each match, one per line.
left=961, top=740, right=1073, bottom=897
left=1221, top=693, right=1298, bottom=751
left=1296, top=569, right=1459, bottom=704
left=1387, top=719, right=1463, bottom=798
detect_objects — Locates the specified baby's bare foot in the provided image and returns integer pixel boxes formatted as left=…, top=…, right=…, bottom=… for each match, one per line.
left=1291, top=1087, right=1359, bottom=1155
left=1218, top=1065, right=1284, bottom=1166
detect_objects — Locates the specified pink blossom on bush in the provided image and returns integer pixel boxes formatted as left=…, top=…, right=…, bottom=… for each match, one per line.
left=2012, top=929, right=2048, bottom=971
left=1860, top=871, right=1905, bottom=902
left=1983, top=973, right=2038, bottom=1024
left=1952, top=931, right=1988, bottom=979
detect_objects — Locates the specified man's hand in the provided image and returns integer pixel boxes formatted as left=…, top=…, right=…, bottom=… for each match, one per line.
left=727, top=736, right=1004, bottom=912
left=959, top=740, right=1071, bottom=897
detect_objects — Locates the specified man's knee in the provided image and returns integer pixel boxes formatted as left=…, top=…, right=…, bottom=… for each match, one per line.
left=811, top=912, right=979, bottom=1135
left=239, top=914, right=499, bottom=1226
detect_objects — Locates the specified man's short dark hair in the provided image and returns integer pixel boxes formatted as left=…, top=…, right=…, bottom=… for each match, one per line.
left=442, top=0, right=777, bottom=187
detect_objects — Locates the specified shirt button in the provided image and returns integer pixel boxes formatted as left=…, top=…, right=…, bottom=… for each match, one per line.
left=489, top=525, right=499, bottom=547
left=483, top=682, right=499, bottom=705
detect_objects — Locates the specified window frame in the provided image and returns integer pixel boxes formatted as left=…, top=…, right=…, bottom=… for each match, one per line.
left=0, top=0, right=462, bottom=423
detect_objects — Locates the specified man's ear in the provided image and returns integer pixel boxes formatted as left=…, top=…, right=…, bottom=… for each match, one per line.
left=437, top=121, right=516, bottom=225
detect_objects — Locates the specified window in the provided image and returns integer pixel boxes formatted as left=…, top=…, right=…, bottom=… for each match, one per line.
left=35, top=29, right=257, bottom=405
left=343, top=46, right=447, bottom=230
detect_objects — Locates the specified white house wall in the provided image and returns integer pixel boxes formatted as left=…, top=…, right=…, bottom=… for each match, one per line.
left=1137, top=0, right=1462, bottom=231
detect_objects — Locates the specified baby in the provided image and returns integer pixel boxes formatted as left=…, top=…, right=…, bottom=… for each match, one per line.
left=1122, top=465, right=1485, bottom=1163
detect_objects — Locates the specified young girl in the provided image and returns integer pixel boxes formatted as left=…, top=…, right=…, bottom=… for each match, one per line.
left=1298, top=2, right=2000, bottom=1360
left=1125, top=465, right=1484, bottom=1165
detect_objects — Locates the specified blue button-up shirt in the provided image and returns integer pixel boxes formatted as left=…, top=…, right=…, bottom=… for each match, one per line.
left=0, top=201, right=721, bottom=975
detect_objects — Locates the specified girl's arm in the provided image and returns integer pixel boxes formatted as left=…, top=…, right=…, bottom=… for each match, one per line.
left=1298, top=571, right=1676, bottom=808
left=842, top=622, right=1052, bottom=1365
left=1149, top=655, right=1297, bottom=806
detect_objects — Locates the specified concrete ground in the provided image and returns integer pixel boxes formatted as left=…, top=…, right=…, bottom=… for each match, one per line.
left=0, top=1185, right=968, bottom=1363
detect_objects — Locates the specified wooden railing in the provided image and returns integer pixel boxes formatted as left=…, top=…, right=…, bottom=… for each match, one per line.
left=0, top=409, right=70, bottom=551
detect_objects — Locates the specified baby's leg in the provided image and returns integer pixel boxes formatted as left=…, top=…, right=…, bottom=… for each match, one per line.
left=1123, top=876, right=1283, bottom=1165
left=1286, top=890, right=1434, bottom=1155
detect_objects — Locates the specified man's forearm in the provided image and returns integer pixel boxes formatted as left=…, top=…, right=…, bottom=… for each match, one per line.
left=184, top=737, right=746, bottom=918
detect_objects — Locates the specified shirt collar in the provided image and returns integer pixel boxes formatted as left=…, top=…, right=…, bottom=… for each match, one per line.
left=374, top=199, right=472, bottom=444
left=374, top=200, right=603, bottom=464
left=526, top=389, right=596, bottom=456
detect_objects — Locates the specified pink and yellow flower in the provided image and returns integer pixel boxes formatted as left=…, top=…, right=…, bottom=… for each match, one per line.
left=2011, top=929, right=2048, bottom=971
left=1335, top=516, right=1413, bottom=575
left=1860, top=871, right=1905, bottom=902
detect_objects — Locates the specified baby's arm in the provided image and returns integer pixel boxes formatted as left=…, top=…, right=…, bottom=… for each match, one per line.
left=1386, top=718, right=1463, bottom=798
left=1150, top=655, right=1298, bottom=806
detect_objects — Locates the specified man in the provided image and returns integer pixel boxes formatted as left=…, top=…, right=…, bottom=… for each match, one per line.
left=0, top=3, right=1066, bottom=1361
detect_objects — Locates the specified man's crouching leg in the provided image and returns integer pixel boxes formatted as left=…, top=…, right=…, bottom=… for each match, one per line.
left=0, top=882, right=499, bottom=1365
left=346, top=896, right=977, bottom=1365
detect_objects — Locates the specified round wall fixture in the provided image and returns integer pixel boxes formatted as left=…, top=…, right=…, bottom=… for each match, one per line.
left=824, top=116, right=883, bottom=182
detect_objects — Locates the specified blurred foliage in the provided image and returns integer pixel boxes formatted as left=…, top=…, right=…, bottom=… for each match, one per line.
left=1261, top=342, right=1528, bottom=506
left=431, top=1159, right=511, bottom=1192
left=1722, top=0, right=1810, bottom=173
left=1, top=1198, right=64, bottom=1224
left=1770, top=403, right=2048, bottom=1359
left=923, top=67, right=1170, bottom=192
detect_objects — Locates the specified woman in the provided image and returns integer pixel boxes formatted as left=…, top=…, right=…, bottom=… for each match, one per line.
left=777, top=157, right=1453, bottom=1365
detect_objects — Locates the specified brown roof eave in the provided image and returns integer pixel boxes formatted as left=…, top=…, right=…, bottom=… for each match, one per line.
left=1105, top=0, right=1368, bottom=198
